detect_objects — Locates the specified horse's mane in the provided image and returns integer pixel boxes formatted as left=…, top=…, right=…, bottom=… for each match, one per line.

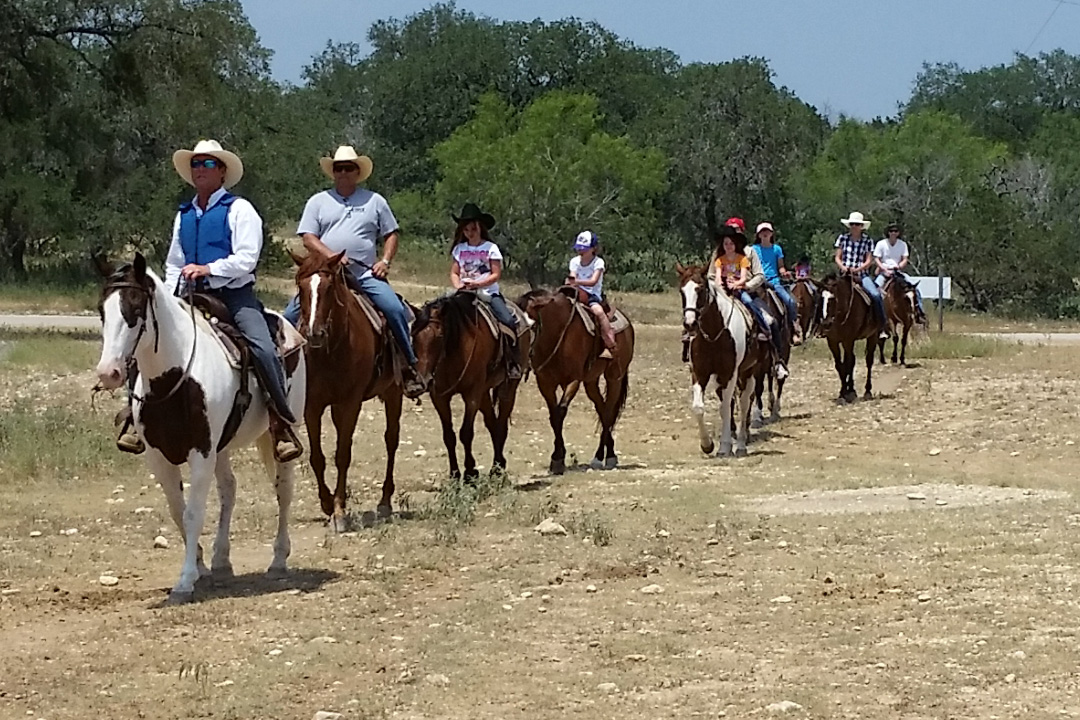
left=413, top=291, right=479, bottom=350
left=516, top=287, right=556, bottom=308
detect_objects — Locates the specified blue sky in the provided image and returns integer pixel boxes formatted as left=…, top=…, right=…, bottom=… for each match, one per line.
left=240, top=0, right=1079, bottom=120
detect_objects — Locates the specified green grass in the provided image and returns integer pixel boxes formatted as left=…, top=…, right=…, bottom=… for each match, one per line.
left=0, top=400, right=121, bottom=481
left=909, top=333, right=1017, bottom=359
left=0, top=334, right=101, bottom=372
left=419, top=468, right=513, bottom=544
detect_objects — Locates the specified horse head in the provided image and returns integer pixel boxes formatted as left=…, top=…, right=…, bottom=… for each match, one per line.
left=675, top=262, right=711, bottom=334
left=817, top=272, right=857, bottom=336
left=96, top=252, right=156, bottom=390
left=411, top=291, right=477, bottom=381
left=293, top=250, right=350, bottom=349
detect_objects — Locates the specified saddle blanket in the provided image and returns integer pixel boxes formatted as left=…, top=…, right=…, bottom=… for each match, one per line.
left=573, top=302, right=631, bottom=336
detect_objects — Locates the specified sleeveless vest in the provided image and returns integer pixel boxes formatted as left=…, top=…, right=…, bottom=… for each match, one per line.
left=178, top=193, right=236, bottom=266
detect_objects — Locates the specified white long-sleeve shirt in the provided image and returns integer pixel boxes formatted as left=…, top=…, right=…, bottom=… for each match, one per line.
left=164, top=187, right=263, bottom=292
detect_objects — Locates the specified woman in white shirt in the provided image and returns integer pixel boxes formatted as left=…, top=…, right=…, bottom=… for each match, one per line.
left=449, top=203, right=522, bottom=379
left=873, top=222, right=926, bottom=321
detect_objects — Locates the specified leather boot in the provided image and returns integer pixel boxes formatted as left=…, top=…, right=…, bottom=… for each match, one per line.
left=505, top=336, right=523, bottom=380
left=114, top=405, right=145, bottom=455
left=402, top=362, right=429, bottom=399
left=267, top=409, right=303, bottom=463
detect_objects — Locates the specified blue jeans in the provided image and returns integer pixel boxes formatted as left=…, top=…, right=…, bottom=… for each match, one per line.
left=876, top=273, right=925, bottom=313
left=487, top=293, right=518, bottom=330
left=769, top=281, right=799, bottom=327
left=860, top=275, right=887, bottom=325
left=284, top=273, right=418, bottom=365
left=739, top=291, right=783, bottom=351
left=210, top=284, right=295, bottom=423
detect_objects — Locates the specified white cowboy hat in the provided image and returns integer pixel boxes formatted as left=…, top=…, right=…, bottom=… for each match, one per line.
left=840, top=211, right=870, bottom=228
left=755, top=222, right=775, bottom=234
left=319, top=145, right=373, bottom=182
left=172, top=139, right=244, bottom=189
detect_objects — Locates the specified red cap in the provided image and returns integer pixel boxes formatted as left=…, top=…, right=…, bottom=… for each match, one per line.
left=724, top=217, right=746, bottom=232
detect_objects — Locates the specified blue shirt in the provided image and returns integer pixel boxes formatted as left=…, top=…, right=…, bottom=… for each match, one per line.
left=752, top=243, right=784, bottom=284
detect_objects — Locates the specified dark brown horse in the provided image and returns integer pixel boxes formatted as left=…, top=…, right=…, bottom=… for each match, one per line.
left=752, top=289, right=792, bottom=427
left=518, top=287, right=634, bottom=473
left=879, top=276, right=918, bottom=366
left=294, top=251, right=403, bottom=532
left=817, top=273, right=881, bottom=403
left=411, top=291, right=532, bottom=481
left=791, top=278, right=819, bottom=341
left=676, top=264, right=768, bottom=456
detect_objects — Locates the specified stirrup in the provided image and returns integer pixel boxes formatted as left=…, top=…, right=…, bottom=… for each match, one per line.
left=117, top=431, right=145, bottom=455
left=402, top=366, right=429, bottom=399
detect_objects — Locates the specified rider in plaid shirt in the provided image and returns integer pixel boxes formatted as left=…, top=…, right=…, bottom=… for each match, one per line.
left=833, top=211, right=888, bottom=338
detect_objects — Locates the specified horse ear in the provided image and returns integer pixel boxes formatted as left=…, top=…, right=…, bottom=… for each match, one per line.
left=133, top=252, right=147, bottom=281
left=675, top=262, right=685, bottom=274
left=288, top=248, right=307, bottom=267
left=90, top=251, right=114, bottom=279
left=330, top=250, right=347, bottom=267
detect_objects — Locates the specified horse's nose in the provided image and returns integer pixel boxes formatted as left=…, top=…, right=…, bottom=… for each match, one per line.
left=95, top=363, right=124, bottom=390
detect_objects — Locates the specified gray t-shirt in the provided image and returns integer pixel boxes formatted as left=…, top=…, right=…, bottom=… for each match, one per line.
left=296, top=188, right=399, bottom=278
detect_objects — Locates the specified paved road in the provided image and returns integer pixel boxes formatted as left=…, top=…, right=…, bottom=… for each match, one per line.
left=967, top=332, right=1080, bottom=346
left=0, top=314, right=99, bottom=330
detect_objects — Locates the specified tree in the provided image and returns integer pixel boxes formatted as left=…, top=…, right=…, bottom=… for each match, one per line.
left=431, top=92, right=667, bottom=288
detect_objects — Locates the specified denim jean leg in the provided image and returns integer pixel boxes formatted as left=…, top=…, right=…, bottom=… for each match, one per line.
left=217, top=285, right=296, bottom=424
left=283, top=293, right=301, bottom=328
left=861, top=275, right=886, bottom=324
left=772, top=283, right=798, bottom=326
left=739, top=291, right=768, bottom=330
left=488, top=293, right=518, bottom=330
left=360, top=276, right=417, bottom=365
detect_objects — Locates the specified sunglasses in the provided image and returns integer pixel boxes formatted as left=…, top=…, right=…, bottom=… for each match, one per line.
left=333, top=163, right=359, bottom=173
left=190, top=158, right=224, bottom=169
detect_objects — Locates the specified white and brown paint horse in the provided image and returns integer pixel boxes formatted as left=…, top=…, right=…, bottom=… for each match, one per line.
left=676, top=264, right=768, bottom=457
left=95, top=253, right=305, bottom=604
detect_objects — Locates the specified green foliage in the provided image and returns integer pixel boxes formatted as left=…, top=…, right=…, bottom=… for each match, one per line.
left=432, top=91, right=667, bottom=288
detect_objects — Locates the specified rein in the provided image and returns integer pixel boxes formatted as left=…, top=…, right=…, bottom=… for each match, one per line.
left=108, top=280, right=199, bottom=406
left=530, top=296, right=577, bottom=373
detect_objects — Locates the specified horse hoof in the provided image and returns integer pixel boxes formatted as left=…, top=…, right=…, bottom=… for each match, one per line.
left=332, top=515, right=348, bottom=534
left=266, top=565, right=289, bottom=580
left=211, top=565, right=234, bottom=582
left=165, top=590, right=195, bottom=606
left=700, top=441, right=715, bottom=455
left=751, top=417, right=764, bottom=429
left=717, top=445, right=733, bottom=458
left=318, top=496, right=335, bottom=518
left=734, top=447, right=748, bottom=458
left=589, top=457, right=605, bottom=470
left=549, top=460, right=566, bottom=476
left=604, top=456, right=618, bottom=470
left=463, top=470, right=480, bottom=485
left=376, top=503, right=393, bottom=520
left=863, top=392, right=874, bottom=401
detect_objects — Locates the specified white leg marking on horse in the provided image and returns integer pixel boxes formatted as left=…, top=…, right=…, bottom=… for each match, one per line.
left=212, top=453, right=236, bottom=575
left=718, top=378, right=736, bottom=456
left=307, top=274, right=322, bottom=337
left=175, top=454, right=215, bottom=596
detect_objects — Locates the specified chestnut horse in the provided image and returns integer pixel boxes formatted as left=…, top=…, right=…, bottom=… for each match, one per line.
left=677, top=264, right=768, bottom=456
left=878, top=276, right=918, bottom=366
left=791, top=278, right=819, bottom=341
left=411, top=291, right=532, bottom=481
left=294, top=251, right=403, bottom=532
left=518, top=287, right=634, bottom=474
left=817, top=273, right=880, bottom=403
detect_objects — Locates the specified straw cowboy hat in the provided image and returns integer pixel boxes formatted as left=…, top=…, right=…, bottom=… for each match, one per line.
left=172, top=139, right=244, bottom=189
left=840, top=211, right=870, bottom=228
left=319, top=145, right=373, bottom=182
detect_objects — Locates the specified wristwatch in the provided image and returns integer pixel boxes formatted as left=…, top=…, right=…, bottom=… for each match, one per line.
left=380, top=258, right=392, bottom=268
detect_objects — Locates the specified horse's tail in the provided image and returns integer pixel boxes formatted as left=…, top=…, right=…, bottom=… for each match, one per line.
left=612, top=372, right=630, bottom=428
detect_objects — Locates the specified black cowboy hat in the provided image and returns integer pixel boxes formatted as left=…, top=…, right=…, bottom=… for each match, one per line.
left=452, top=203, right=496, bottom=230
left=886, top=221, right=902, bottom=233
left=715, top=223, right=747, bottom=252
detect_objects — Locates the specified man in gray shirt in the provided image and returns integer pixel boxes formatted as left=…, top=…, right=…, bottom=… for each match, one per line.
left=284, top=146, right=426, bottom=398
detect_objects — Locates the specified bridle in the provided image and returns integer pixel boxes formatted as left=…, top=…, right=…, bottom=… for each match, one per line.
left=682, top=278, right=732, bottom=343
left=298, top=267, right=352, bottom=352
left=102, top=277, right=198, bottom=406
left=529, top=294, right=577, bottom=373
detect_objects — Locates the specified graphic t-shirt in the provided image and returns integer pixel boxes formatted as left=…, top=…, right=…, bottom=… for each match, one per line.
left=715, top=253, right=750, bottom=284
left=452, top=240, right=503, bottom=295
left=751, top=243, right=784, bottom=284
left=569, top=255, right=606, bottom=298
left=794, top=263, right=812, bottom=279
